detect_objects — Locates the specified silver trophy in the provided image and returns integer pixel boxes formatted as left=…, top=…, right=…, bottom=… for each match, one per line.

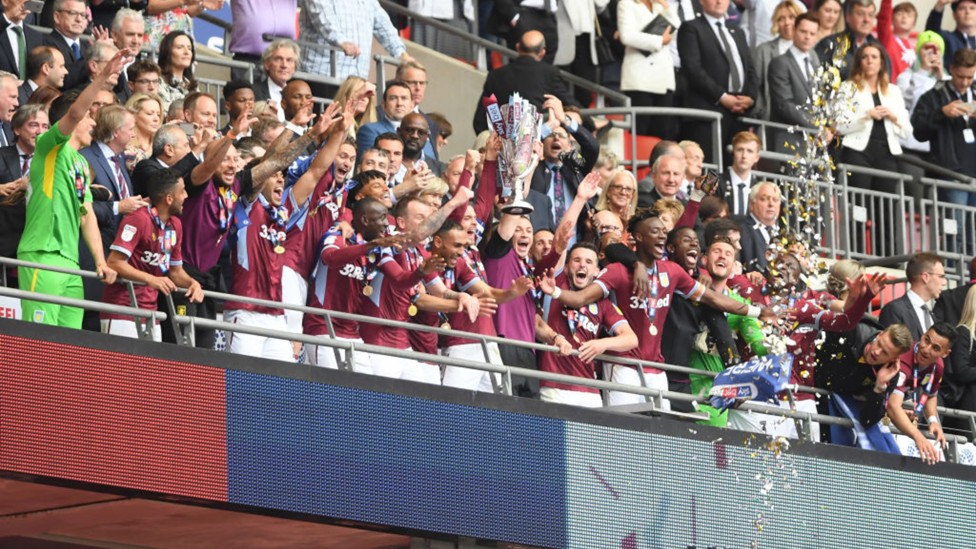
left=496, top=94, right=540, bottom=215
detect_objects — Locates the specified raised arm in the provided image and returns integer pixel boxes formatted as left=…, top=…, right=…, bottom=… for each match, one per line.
left=62, top=48, right=130, bottom=137
left=291, top=102, right=348, bottom=206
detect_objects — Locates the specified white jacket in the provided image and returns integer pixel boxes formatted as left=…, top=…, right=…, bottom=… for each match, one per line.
left=408, top=0, right=473, bottom=21
left=836, top=81, right=912, bottom=154
left=618, top=0, right=680, bottom=94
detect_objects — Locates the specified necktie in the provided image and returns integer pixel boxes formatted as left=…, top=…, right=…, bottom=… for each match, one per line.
left=968, top=35, right=976, bottom=49
left=716, top=21, right=742, bottom=93
left=20, top=153, right=30, bottom=177
left=0, top=125, right=9, bottom=147
left=552, top=167, right=566, bottom=222
left=804, top=57, right=813, bottom=84
left=544, top=0, right=553, bottom=13
left=921, top=304, right=934, bottom=330
left=12, top=26, right=25, bottom=80
left=736, top=182, right=746, bottom=216
left=113, top=155, right=129, bottom=200
left=70, top=41, right=81, bottom=61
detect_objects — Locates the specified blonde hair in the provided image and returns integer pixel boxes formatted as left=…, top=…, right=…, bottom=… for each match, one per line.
left=771, top=0, right=803, bottom=35
left=959, top=285, right=976, bottom=343
left=595, top=168, right=638, bottom=220
left=653, top=197, right=685, bottom=228
left=826, top=259, right=865, bottom=298
left=125, top=93, right=163, bottom=118
left=417, top=176, right=449, bottom=197
left=333, top=76, right=377, bottom=130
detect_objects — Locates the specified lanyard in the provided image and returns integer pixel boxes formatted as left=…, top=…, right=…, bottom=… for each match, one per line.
left=912, top=345, right=935, bottom=416
left=149, top=206, right=175, bottom=274
left=518, top=256, right=541, bottom=302
left=644, top=261, right=660, bottom=334
left=256, top=194, right=288, bottom=251
left=217, top=185, right=237, bottom=230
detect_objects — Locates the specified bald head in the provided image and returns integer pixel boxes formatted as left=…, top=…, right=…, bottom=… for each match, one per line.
left=517, top=31, right=546, bottom=58
left=399, top=112, right=430, bottom=158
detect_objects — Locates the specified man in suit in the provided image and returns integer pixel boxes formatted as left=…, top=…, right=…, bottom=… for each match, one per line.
left=0, top=0, right=43, bottom=80
left=934, top=256, right=976, bottom=326
left=925, top=0, right=976, bottom=69
left=109, top=8, right=146, bottom=104
left=395, top=60, right=440, bottom=164
left=20, top=46, right=68, bottom=106
left=638, top=140, right=685, bottom=208
left=253, top=38, right=300, bottom=121
left=0, top=103, right=48, bottom=288
left=768, top=13, right=820, bottom=152
left=527, top=94, right=598, bottom=232
left=357, top=80, right=412, bottom=158
left=131, top=123, right=229, bottom=197
left=126, top=59, right=162, bottom=98
left=815, top=0, right=882, bottom=81
left=396, top=112, right=441, bottom=179
left=677, top=0, right=758, bottom=166
left=489, top=0, right=559, bottom=63
left=43, top=0, right=91, bottom=91
left=717, top=131, right=761, bottom=217
left=736, top=180, right=781, bottom=274
left=472, top=30, right=577, bottom=134
left=879, top=253, right=948, bottom=341
left=0, top=71, right=18, bottom=148
left=642, top=154, right=687, bottom=208
left=80, top=105, right=147, bottom=257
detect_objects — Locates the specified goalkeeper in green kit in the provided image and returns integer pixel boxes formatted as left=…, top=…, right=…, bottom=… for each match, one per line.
left=16, top=48, right=132, bottom=328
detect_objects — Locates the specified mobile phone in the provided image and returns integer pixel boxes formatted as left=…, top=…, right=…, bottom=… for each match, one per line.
left=179, top=122, right=195, bottom=137
left=25, top=0, right=44, bottom=13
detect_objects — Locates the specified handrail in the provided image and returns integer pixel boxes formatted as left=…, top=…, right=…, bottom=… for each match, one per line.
left=6, top=257, right=976, bottom=454
left=900, top=153, right=976, bottom=186
left=582, top=107, right=724, bottom=172
left=376, top=0, right=629, bottom=108
left=196, top=11, right=232, bottom=32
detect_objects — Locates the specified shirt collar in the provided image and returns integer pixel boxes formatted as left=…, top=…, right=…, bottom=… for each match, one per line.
left=703, top=13, right=725, bottom=26
left=97, top=141, right=118, bottom=160
left=906, top=288, right=930, bottom=309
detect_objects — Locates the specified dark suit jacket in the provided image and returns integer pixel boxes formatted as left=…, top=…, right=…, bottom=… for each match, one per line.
left=814, top=31, right=883, bottom=81
left=878, top=293, right=925, bottom=341
left=0, top=121, right=14, bottom=148
left=80, top=144, right=133, bottom=254
left=934, top=282, right=973, bottom=327
left=0, top=144, right=25, bottom=257
left=17, top=80, right=33, bottom=106
left=42, top=31, right=90, bottom=91
left=472, top=55, right=578, bottom=134
left=356, top=118, right=397, bottom=159
left=0, top=19, right=42, bottom=79
left=717, top=169, right=753, bottom=217
left=252, top=78, right=273, bottom=102
left=131, top=153, right=201, bottom=197
left=677, top=16, right=758, bottom=112
left=526, top=124, right=599, bottom=231
left=735, top=214, right=776, bottom=274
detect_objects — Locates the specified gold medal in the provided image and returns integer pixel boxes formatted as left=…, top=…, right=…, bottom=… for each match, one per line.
left=274, top=245, right=285, bottom=254
left=408, top=304, right=418, bottom=317
left=573, top=334, right=581, bottom=343
left=441, top=322, right=451, bottom=330
left=649, top=324, right=658, bottom=336
left=363, top=285, right=373, bottom=297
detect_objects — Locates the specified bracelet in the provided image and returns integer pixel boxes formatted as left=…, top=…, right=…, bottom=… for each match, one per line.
left=746, top=305, right=761, bottom=319
left=928, top=415, right=940, bottom=425
left=285, top=121, right=306, bottom=136
left=551, top=333, right=564, bottom=345
left=551, top=287, right=562, bottom=300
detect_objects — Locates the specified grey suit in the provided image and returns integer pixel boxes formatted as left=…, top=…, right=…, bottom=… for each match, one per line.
left=751, top=38, right=783, bottom=120
left=767, top=49, right=819, bottom=152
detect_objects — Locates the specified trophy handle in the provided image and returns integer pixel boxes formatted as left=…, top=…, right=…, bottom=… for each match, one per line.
left=501, top=153, right=538, bottom=215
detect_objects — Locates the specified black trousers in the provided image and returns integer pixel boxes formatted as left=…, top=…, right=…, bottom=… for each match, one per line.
left=160, top=263, right=222, bottom=349
left=625, top=89, right=676, bottom=141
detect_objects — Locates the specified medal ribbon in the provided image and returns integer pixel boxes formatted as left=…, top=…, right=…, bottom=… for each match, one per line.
left=912, top=347, right=935, bottom=416
left=73, top=164, right=86, bottom=202
left=257, top=194, right=288, bottom=250
left=149, top=206, right=174, bottom=274
left=217, top=185, right=237, bottom=230
left=644, top=261, right=660, bottom=332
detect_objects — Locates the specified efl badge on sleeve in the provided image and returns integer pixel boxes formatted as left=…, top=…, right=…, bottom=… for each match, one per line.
left=120, top=224, right=137, bottom=242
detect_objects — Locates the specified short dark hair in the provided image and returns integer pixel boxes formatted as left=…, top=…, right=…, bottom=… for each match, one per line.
left=146, top=168, right=182, bottom=204
left=930, top=321, right=959, bottom=348
left=703, top=217, right=741, bottom=248
left=666, top=225, right=696, bottom=248
left=126, top=59, right=161, bottom=82
left=844, top=0, right=874, bottom=15
left=393, top=193, right=426, bottom=218
left=794, top=12, right=821, bottom=27
left=374, top=132, right=403, bottom=147
left=26, top=46, right=56, bottom=81
left=569, top=241, right=599, bottom=258
left=222, top=80, right=254, bottom=101
left=952, top=47, right=976, bottom=69
left=183, top=91, right=215, bottom=114
left=49, top=89, right=81, bottom=124
left=383, top=79, right=410, bottom=101
left=435, top=219, right=464, bottom=237
left=906, top=252, right=943, bottom=282
left=628, top=207, right=661, bottom=235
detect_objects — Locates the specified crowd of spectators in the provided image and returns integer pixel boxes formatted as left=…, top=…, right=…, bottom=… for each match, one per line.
left=2, top=0, right=976, bottom=466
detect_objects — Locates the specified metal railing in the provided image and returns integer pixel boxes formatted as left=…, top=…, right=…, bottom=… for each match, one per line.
left=582, top=107, right=725, bottom=172
left=5, top=257, right=976, bottom=461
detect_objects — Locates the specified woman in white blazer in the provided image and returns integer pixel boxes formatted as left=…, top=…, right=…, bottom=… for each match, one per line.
left=836, top=43, right=913, bottom=192
left=617, top=0, right=681, bottom=139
